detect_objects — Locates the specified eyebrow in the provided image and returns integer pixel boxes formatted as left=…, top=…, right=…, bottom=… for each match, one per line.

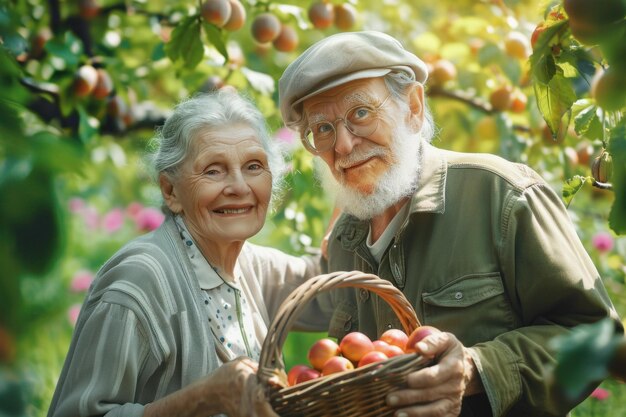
left=306, top=92, right=379, bottom=124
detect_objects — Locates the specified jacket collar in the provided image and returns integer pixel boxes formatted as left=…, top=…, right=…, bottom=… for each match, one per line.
left=408, top=142, right=447, bottom=214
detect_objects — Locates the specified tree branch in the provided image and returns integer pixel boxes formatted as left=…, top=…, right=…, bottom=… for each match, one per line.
left=427, top=85, right=532, bottom=133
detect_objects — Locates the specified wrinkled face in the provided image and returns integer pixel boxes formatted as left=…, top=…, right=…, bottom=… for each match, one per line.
left=301, top=77, right=397, bottom=195
left=162, top=124, right=272, bottom=246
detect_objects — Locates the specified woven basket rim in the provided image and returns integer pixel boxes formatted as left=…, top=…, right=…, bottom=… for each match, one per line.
left=257, top=271, right=421, bottom=391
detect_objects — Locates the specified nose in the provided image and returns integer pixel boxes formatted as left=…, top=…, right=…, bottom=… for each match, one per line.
left=224, top=170, right=251, bottom=195
left=334, top=122, right=360, bottom=155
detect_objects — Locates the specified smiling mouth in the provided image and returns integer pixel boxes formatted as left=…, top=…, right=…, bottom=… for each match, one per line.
left=214, top=207, right=252, bottom=214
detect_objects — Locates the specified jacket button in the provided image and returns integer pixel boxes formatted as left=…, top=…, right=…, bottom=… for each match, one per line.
left=455, top=291, right=463, bottom=300
left=386, top=323, right=393, bottom=329
left=359, top=289, right=370, bottom=301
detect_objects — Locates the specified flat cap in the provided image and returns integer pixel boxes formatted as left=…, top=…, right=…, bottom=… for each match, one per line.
left=278, top=31, right=428, bottom=127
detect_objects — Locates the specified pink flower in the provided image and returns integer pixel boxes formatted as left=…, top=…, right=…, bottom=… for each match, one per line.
left=590, top=387, right=610, bottom=401
left=102, top=208, right=125, bottom=233
left=68, top=304, right=81, bottom=326
left=126, top=202, right=144, bottom=218
left=68, top=197, right=85, bottom=213
left=135, top=207, right=165, bottom=231
left=70, top=270, right=93, bottom=292
left=592, top=232, right=614, bottom=253
left=274, top=127, right=296, bottom=145
left=82, top=206, right=100, bottom=230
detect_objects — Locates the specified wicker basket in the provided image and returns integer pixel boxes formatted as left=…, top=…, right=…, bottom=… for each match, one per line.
left=257, top=271, right=432, bottom=417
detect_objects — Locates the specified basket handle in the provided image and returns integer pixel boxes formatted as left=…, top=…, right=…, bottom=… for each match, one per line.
left=258, top=270, right=421, bottom=382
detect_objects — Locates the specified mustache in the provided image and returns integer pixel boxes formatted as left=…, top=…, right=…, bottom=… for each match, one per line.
left=334, top=146, right=387, bottom=171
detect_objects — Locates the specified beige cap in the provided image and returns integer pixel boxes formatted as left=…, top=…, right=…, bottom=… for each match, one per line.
left=278, top=31, right=428, bottom=127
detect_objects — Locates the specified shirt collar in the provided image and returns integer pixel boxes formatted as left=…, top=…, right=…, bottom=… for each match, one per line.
left=409, top=142, right=447, bottom=214
left=173, top=215, right=225, bottom=290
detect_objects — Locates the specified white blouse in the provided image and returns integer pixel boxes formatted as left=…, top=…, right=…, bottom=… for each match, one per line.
left=174, top=215, right=261, bottom=363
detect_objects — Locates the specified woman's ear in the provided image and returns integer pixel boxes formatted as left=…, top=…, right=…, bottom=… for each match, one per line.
left=406, top=83, right=425, bottom=131
left=159, top=173, right=182, bottom=214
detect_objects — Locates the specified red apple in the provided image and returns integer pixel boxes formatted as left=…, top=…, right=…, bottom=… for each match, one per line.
left=287, top=364, right=311, bottom=386
left=307, top=338, right=340, bottom=371
left=405, top=325, right=441, bottom=353
left=339, top=332, right=374, bottom=363
left=379, top=329, right=409, bottom=350
left=295, top=367, right=321, bottom=384
left=357, top=350, right=389, bottom=368
left=321, top=356, right=354, bottom=376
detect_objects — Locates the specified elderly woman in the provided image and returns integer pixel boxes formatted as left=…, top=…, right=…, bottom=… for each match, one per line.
left=47, top=90, right=328, bottom=417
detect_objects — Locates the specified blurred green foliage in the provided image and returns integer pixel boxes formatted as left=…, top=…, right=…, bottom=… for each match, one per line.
left=0, top=0, right=625, bottom=416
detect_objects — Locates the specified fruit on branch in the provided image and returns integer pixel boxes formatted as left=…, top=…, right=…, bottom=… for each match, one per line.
left=73, top=64, right=99, bottom=97
left=509, top=89, right=528, bottom=113
left=576, top=141, right=594, bottom=167
left=405, top=325, right=441, bottom=353
left=334, top=3, right=357, bottom=30
left=307, top=338, right=340, bottom=371
left=489, top=85, right=513, bottom=112
left=592, top=150, right=613, bottom=183
left=321, top=355, right=354, bottom=376
left=591, top=66, right=626, bottom=112
left=29, top=28, right=52, bottom=59
left=92, top=68, right=113, bottom=100
left=308, top=1, right=335, bottom=30
left=79, top=0, right=100, bottom=20
left=251, top=13, right=281, bottom=43
left=339, top=332, right=374, bottom=363
left=201, top=0, right=232, bottom=28
left=564, top=0, right=626, bottom=45
left=223, top=0, right=246, bottom=31
left=273, top=24, right=299, bottom=52
left=504, top=31, right=531, bottom=60
left=530, top=22, right=546, bottom=50
left=428, top=59, right=457, bottom=86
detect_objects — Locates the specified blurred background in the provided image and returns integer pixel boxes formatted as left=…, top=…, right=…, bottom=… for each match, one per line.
left=0, top=0, right=625, bottom=415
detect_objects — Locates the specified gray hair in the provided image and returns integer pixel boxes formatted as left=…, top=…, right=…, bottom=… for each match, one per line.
left=148, top=90, right=286, bottom=197
left=383, top=71, right=436, bottom=143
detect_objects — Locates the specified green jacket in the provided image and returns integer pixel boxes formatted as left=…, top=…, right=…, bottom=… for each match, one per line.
left=323, top=143, right=621, bottom=417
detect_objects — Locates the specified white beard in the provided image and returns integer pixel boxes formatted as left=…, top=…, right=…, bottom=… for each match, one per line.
left=316, top=123, right=424, bottom=220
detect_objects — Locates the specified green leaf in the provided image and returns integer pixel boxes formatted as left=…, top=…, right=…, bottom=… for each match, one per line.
left=164, top=16, right=204, bottom=69
left=562, top=175, right=592, bottom=207
left=608, top=121, right=626, bottom=234
left=573, top=105, right=598, bottom=137
left=529, top=19, right=568, bottom=68
left=556, top=51, right=579, bottom=78
left=549, top=318, right=622, bottom=400
left=533, top=54, right=557, bottom=85
left=477, top=42, right=503, bottom=67
left=534, top=73, right=577, bottom=136
left=45, top=31, right=81, bottom=68
left=203, top=22, right=229, bottom=62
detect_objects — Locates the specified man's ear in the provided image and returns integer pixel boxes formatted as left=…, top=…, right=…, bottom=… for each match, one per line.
left=406, top=83, right=425, bottom=131
left=159, top=173, right=182, bottom=214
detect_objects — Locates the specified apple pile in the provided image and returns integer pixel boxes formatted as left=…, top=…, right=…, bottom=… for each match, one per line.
left=286, top=325, right=441, bottom=386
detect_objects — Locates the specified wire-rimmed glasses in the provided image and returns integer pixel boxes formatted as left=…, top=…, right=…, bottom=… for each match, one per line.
left=302, top=94, right=391, bottom=154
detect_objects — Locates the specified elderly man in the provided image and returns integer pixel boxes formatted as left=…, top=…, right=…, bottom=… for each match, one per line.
left=278, top=31, right=621, bottom=417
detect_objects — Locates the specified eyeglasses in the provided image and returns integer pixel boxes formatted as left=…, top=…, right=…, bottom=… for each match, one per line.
left=302, top=93, right=392, bottom=154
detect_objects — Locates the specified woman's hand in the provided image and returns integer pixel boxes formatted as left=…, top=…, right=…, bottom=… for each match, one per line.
left=385, top=332, right=483, bottom=417
left=213, top=357, right=279, bottom=417
left=143, top=357, right=278, bottom=417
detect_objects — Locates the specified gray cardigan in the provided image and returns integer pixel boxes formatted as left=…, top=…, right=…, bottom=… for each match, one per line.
left=48, top=215, right=326, bottom=417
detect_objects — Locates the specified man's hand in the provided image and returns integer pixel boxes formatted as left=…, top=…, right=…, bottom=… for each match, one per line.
left=386, top=332, right=482, bottom=417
